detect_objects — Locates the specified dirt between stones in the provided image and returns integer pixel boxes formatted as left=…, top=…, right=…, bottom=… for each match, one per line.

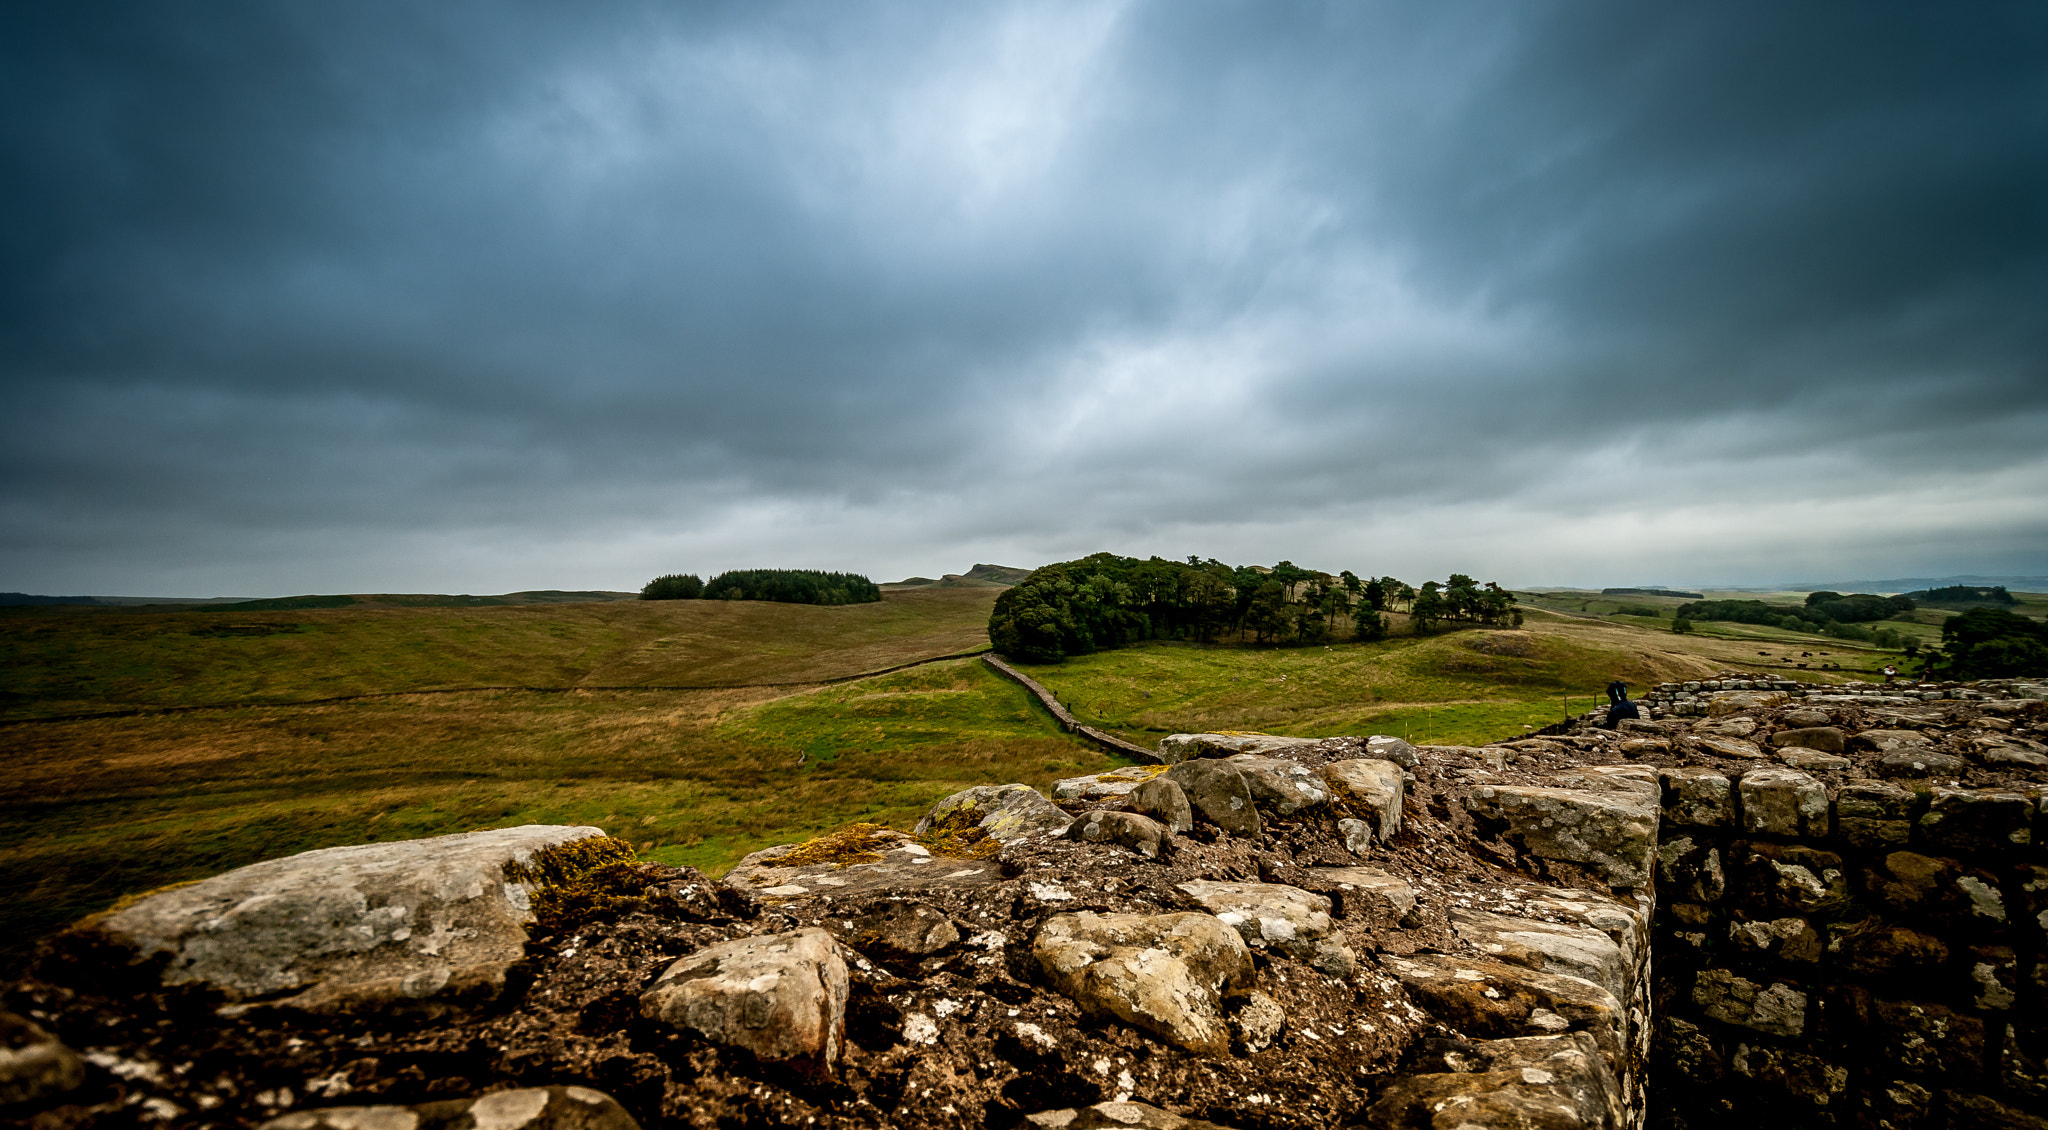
left=4, top=687, right=2040, bottom=1130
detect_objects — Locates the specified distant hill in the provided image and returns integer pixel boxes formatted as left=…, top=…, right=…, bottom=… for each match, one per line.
left=1, top=590, right=636, bottom=611
left=1601, top=587, right=1703, bottom=599
left=885, top=563, right=1032, bottom=589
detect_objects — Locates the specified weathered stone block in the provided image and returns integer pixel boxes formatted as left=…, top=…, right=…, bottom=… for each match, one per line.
left=1363, top=1033, right=1620, bottom=1130
left=1693, top=970, right=1806, bottom=1037
left=838, top=900, right=959, bottom=964
left=1834, top=780, right=1917, bottom=850
left=1127, top=776, right=1193, bottom=834
left=1165, top=759, right=1261, bottom=837
left=1779, top=749, right=1850, bottom=771
left=1726, top=916, right=1821, bottom=963
left=1465, top=774, right=1659, bottom=888
left=1851, top=728, right=1932, bottom=752
left=1946, top=1091, right=2048, bottom=1130
left=1307, top=865, right=1418, bottom=920
left=1737, top=767, right=1828, bottom=837
left=1728, top=841, right=1850, bottom=918
left=914, top=783, right=1072, bottom=843
left=640, top=929, right=850, bottom=1074
left=1917, top=787, right=2033, bottom=855
left=1176, top=879, right=1353, bottom=976
left=1032, top=911, right=1252, bottom=1056
left=1064, top=810, right=1171, bottom=859
left=1451, top=906, right=1629, bottom=1003
left=1969, top=945, right=2018, bottom=1011
left=1659, top=767, right=1734, bottom=827
left=1657, top=835, right=1725, bottom=903
left=1386, top=953, right=1626, bottom=1070
left=2004, top=1023, right=2048, bottom=1102
left=1223, top=753, right=1330, bottom=816
left=1364, top=734, right=1420, bottom=768
left=1320, top=758, right=1403, bottom=843
left=1025, top=1101, right=1235, bottom=1130
left=1878, top=749, right=1967, bottom=778
left=1052, top=765, right=1167, bottom=801
left=94, top=824, right=606, bottom=1009
left=1771, top=726, right=1846, bottom=753
left=1155, top=732, right=1319, bottom=764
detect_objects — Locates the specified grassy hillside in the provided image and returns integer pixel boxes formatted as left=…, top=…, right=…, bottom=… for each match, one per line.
left=0, top=587, right=1000, bottom=720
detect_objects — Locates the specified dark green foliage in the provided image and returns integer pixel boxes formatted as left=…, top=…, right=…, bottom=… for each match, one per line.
left=1906, top=584, right=2017, bottom=608
left=1676, top=599, right=1808, bottom=627
left=701, top=570, right=880, bottom=605
left=1803, top=591, right=1914, bottom=622
left=1939, top=608, right=2048, bottom=678
left=640, top=573, right=704, bottom=600
left=203, top=595, right=358, bottom=612
left=1671, top=618, right=1694, bottom=634
left=987, top=553, right=1516, bottom=661
left=0, top=593, right=104, bottom=607
left=1616, top=604, right=1664, bottom=618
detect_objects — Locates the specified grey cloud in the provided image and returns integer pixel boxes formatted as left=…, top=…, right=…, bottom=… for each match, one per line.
left=2, top=1, right=2043, bottom=593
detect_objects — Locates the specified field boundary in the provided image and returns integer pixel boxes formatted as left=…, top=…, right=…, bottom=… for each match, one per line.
left=0, top=647, right=996, bottom=727
left=981, top=654, right=1161, bottom=762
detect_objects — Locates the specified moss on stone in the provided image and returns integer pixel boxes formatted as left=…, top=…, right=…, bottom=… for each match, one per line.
left=503, top=835, right=645, bottom=934
left=770, top=823, right=901, bottom=869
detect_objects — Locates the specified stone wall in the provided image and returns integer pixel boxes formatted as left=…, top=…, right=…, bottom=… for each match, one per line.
left=1630, top=682, right=2048, bottom=1130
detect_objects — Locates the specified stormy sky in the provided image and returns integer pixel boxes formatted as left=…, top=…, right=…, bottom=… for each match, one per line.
left=4, top=2, right=2044, bottom=595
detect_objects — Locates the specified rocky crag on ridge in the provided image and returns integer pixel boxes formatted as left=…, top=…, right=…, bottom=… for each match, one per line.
left=3, top=678, right=2044, bottom=1130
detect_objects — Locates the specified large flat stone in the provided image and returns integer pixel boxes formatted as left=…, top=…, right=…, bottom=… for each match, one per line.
left=913, top=783, right=1072, bottom=843
left=1164, top=760, right=1261, bottom=837
left=640, top=928, right=849, bottom=1075
left=93, top=825, right=605, bottom=1008
left=1223, top=754, right=1330, bottom=816
left=1156, top=732, right=1322, bottom=765
left=1363, top=1033, right=1621, bottom=1130
left=1464, top=774, right=1659, bottom=888
left=726, top=829, right=1000, bottom=900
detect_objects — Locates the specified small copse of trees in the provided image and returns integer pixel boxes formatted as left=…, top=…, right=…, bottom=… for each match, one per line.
left=1937, top=608, right=2048, bottom=678
left=1906, top=585, right=2018, bottom=608
left=640, top=569, right=880, bottom=605
left=1673, top=592, right=1914, bottom=639
left=987, top=553, right=1517, bottom=663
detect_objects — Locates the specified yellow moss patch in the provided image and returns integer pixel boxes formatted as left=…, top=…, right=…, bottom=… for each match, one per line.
left=503, top=835, right=648, bottom=934
left=771, top=823, right=901, bottom=869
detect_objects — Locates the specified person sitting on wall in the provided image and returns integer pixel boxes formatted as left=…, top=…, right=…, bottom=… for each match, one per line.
left=1603, top=680, right=1640, bottom=729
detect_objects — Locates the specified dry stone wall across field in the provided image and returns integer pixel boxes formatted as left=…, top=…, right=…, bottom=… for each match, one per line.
left=2, top=677, right=2043, bottom=1130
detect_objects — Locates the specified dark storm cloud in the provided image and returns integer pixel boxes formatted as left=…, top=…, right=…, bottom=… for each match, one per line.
left=2, top=1, right=2044, bottom=593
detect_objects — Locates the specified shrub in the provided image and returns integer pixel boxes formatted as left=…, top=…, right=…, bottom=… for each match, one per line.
left=1940, top=607, right=2048, bottom=678
left=1671, top=618, right=1694, bottom=634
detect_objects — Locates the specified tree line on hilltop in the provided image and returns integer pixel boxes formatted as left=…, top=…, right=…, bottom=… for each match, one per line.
left=640, top=569, right=881, bottom=605
left=1672, top=591, right=1915, bottom=646
left=987, top=552, right=1520, bottom=663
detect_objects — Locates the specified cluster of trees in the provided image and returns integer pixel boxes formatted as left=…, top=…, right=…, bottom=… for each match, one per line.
left=1936, top=608, right=2048, bottom=678
left=1907, top=585, right=2018, bottom=608
left=987, top=553, right=1519, bottom=663
left=640, top=569, right=881, bottom=605
left=1672, top=591, right=1914, bottom=639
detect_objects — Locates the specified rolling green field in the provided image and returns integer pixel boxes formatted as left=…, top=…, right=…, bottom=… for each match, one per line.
left=0, top=583, right=1930, bottom=964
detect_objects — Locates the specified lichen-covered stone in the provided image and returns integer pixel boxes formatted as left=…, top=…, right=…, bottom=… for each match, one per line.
left=1155, top=733, right=1320, bottom=765
left=1726, top=917, right=1822, bottom=964
left=1363, top=1033, right=1620, bottom=1130
left=1737, top=767, right=1828, bottom=837
left=1465, top=774, right=1659, bottom=887
left=1222, top=754, right=1330, bottom=816
left=1386, top=955, right=1628, bottom=1073
left=1727, top=842, right=1850, bottom=918
left=1364, top=735, right=1421, bottom=769
left=1851, top=728, right=1932, bottom=753
left=1659, top=767, right=1734, bottom=827
left=1065, top=810, right=1172, bottom=859
left=1052, top=765, right=1169, bottom=801
left=1729, top=1043, right=1849, bottom=1109
left=1450, top=907, right=1629, bottom=1003
left=1127, top=776, right=1194, bottom=834
left=1692, top=970, right=1806, bottom=1037
left=1308, top=865, right=1418, bottom=920
left=92, top=825, right=606, bottom=1008
left=913, top=783, right=1072, bottom=844
left=837, top=900, right=960, bottom=964
left=639, top=929, right=849, bottom=1074
left=1164, top=760, right=1261, bottom=837
left=1877, top=748, right=1968, bottom=777
left=1175, top=879, right=1353, bottom=976
left=1032, top=911, right=1253, bottom=1056
left=264, top=1086, right=642, bottom=1130
left=1321, top=758, right=1404, bottom=844
left=1827, top=920, right=1948, bottom=977
left=1872, top=999, right=1986, bottom=1079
